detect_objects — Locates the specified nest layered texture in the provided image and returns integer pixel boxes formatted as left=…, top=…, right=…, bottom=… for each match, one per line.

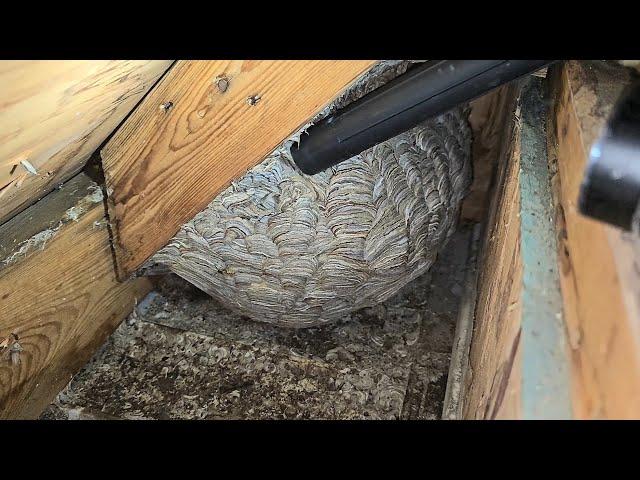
left=150, top=61, right=473, bottom=327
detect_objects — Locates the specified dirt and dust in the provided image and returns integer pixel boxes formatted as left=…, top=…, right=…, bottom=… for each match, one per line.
left=41, top=224, right=474, bottom=420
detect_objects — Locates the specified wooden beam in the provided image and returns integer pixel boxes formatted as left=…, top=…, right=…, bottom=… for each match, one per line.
left=0, top=60, right=173, bottom=225
left=464, top=82, right=523, bottom=419
left=0, top=173, right=151, bottom=419
left=463, top=77, right=572, bottom=419
left=462, top=85, right=515, bottom=222
left=547, top=60, right=640, bottom=419
left=101, top=60, right=376, bottom=279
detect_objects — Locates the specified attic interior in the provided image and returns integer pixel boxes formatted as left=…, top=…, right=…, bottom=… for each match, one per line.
left=1, top=60, right=639, bottom=420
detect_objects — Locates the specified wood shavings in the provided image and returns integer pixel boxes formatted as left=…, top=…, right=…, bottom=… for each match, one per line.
left=20, top=159, right=38, bottom=176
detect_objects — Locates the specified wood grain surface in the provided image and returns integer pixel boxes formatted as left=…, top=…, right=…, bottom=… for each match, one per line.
left=0, top=60, right=173, bottom=225
left=547, top=60, right=640, bottom=418
left=462, top=85, right=515, bottom=222
left=463, top=83, right=523, bottom=419
left=464, top=77, right=572, bottom=419
left=0, top=173, right=151, bottom=419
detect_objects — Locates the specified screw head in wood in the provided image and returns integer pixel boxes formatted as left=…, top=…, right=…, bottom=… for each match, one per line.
left=246, top=95, right=262, bottom=106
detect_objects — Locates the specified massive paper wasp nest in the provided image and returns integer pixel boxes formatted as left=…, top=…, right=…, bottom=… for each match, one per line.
left=148, top=61, right=473, bottom=327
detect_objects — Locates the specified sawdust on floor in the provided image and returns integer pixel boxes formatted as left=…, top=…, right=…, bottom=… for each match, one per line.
left=41, top=224, right=474, bottom=420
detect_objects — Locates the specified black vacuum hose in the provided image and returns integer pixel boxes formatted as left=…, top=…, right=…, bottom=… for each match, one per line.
left=291, top=59, right=553, bottom=175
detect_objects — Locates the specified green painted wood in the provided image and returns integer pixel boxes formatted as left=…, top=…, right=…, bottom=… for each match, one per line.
left=518, top=77, right=572, bottom=419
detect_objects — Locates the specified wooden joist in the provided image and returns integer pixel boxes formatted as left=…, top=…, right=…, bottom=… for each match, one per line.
left=462, top=84, right=517, bottom=222
left=0, top=60, right=173, bottom=225
left=463, top=81, right=522, bottom=418
left=463, top=77, right=572, bottom=419
left=0, top=173, right=151, bottom=419
left=547, top=60, right=640, bottom=419
left=101, top=60, right=376, bottom=279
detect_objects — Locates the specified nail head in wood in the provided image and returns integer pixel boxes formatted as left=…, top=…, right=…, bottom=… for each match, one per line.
left=246, top=95, right=261, bottom=106
left=159, top=101, right=174, bottom=113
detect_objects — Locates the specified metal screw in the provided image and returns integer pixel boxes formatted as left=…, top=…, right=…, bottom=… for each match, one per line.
left=246, top=95, right=262, bottom=106
left=214, top=76, right=229, bottom=93
left=159, top=101, right=174, bottom=113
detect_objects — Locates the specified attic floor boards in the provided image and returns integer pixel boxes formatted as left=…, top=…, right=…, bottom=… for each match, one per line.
left=40, top=224, right=475, bottom=420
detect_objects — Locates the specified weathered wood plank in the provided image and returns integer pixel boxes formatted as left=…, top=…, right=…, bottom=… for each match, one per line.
left=462, top=85, right=515, bottom=222
left=464, top=78, right=571, bottom=419
left=518, top=79, right=571, bottom=419
left=101, top=60, right=376, bottom=279
left=547, top=60, right=640, bottom=419
left=0, top=173, right=151, bottom=419
left=0, top=60, right=173, bottom=225
left=464, top=82, right=523, bottom=419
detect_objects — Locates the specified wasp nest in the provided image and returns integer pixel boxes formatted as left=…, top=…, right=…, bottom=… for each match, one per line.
left=148, top=61, right=473, bottom=327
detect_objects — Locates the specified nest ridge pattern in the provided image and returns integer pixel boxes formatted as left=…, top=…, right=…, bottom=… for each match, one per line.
left=152, top=62, right=473, bottom=327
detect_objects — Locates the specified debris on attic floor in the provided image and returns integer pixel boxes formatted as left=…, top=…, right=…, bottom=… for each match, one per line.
left=40, top=224, right=475, bottom=420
